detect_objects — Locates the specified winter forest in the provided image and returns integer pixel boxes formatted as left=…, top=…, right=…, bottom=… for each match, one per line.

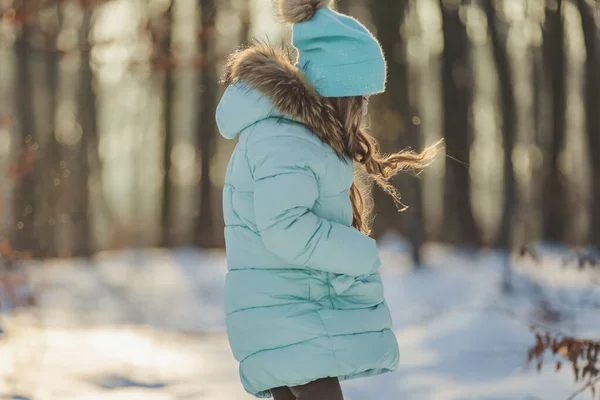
left=0, top=0, right=600, bottom=399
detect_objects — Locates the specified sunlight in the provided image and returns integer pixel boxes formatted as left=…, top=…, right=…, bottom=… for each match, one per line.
left=417, top=0, right=443, bottom=56
left=503, top=0, right=527, bottom=23
left=93, top=1, right=143, bottom=43
left=55, top=103, right=83, bottom=147
left=464, top=5, right=488, bottom=45
left=170, top=143, right=199, bottom=186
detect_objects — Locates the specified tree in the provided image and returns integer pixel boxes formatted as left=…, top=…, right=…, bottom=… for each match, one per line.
left=75, top=5, right=98, bottom=256
left=576, top=0, right=600, bottom=250
left=370, top=0, right=425, bottom=265
left=38, top=1, right=63, bottom=258
left=483, top=0, right=516, bottom=289
left=530, top=16, right=546, bottom=246
left=336, top=0, right=351, bottom=14
left=541, top=0, right=567, bottom=244
left=161, top=2, right=175, bottom=247
left=12, top=1, right=38, bottom=255
left=55, top=4, right=96, bottom=258
left=195, top=0, right=218, bottom=247
left=439, top=0, right=480, bottom=247
left=238, top=0, right=253, bottom=45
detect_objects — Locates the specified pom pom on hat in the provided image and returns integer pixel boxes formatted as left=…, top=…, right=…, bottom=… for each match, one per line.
left=277, top=0, right=332, bottom=24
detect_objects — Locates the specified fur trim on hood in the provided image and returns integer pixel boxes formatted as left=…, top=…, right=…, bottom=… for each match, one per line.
left=221, top=43, right=347, bottom=155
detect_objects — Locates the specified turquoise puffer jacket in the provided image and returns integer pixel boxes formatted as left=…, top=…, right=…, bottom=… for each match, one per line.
left=216, top=45, right=399, bottom=398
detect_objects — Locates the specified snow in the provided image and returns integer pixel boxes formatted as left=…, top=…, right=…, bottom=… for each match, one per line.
left=20, top=248, right=227, bottom=332
left=0, top=243, right=598, bottom=400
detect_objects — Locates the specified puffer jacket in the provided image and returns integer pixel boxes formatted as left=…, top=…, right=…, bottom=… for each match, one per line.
left=216, top=44, right=399, bottom=398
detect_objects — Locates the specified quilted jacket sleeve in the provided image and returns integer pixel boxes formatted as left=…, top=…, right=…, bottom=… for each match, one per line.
left=247, top=133, right=381, bottom=277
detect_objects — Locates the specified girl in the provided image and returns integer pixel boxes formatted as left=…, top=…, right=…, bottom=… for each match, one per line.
left=216, top=1, right=435, bottom=398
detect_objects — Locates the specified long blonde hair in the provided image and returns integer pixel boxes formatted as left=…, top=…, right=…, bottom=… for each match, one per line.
left=326, top=96, right=439, bottom=235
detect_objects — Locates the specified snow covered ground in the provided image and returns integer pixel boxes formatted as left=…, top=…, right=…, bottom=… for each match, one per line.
left=0, top=241, right=599, bottom=400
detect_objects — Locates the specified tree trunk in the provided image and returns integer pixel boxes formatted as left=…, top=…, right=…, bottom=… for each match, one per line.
left=439, top=0, right=479, bottom=247
left=161, top=3, right=175, bottom=247
left=12, top=3, right=38, bottom=255
left=336, top=0, right=351, bottom=14
left=370, top=0, right=424, bottom=265
left=38, top=4, right=62, bottom=258
left=484, top=0, right=516, bottom=290
left=71, top=7, right=95, bottom=257
left=529, top=38, right=545, bottom=244
left=367, top=2, right=399, bottom=240
left=196, top=0, right=218, bottom=247
left=577, top=0, right=600, bottom=249
left=541, top=0, right=567, bottom=244
left=239, top=0, right=252, bottom=45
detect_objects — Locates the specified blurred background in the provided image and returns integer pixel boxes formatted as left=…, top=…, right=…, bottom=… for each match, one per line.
left=0, top=0, right=599, bottom=399
left=2, top=0, right=599, bottom=260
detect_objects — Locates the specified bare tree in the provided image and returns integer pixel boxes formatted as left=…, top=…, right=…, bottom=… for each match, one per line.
left=238, top=0, right=253, bottom=45
left=439, top=0, right=480, bottom=247
left=195, top=0, right=218, bottom=247
left=541, top=0, right=568, bottom=244
left=12, top=2, right=38, bottom=255
left=370, top=0, right=425, bottom=265
left=38, top=2, right=63, bottom=258
left=71, top=5, right=96, bottom=257
left=576, top=0, right=600, bottom=250
left=530, top=29, right=546, bottom=245
left=336, top=0, right=351, bottom=14
left=161, top=2, right=175, bottom=247
left=483, top=0, right=516, bottom=289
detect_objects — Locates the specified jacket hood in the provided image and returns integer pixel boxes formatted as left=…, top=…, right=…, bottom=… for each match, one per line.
left=215, top=82, right=282, bottom=140
left=215, top=43, right=347, bottom=154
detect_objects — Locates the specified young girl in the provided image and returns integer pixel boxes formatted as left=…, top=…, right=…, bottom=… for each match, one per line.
left=216, top=1, right=435, bottom=398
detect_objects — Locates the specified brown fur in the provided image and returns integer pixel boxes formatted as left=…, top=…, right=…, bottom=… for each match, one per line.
left=276, top=0, right=332, bottom=24
left=222, top=43, right=347, bottom=155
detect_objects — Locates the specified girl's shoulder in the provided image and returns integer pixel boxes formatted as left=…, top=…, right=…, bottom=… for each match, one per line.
left=241, top=117, right=337, bottom=157
left=240, top=118, right=352, bottom=182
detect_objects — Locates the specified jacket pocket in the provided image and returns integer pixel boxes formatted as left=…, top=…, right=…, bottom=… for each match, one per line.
left=330, top=272, right=385, bottom=309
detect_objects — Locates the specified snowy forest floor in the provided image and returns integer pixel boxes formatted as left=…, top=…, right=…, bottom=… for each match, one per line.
left=1, top=239, right=599, bottom=400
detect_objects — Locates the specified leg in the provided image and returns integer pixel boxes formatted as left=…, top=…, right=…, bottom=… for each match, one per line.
left=290, top=377, right=344, bottom=400
left=271, top=386, right=296, bottom=400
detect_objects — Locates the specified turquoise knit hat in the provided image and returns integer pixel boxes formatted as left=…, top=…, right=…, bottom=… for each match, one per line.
left=278, top=0, right=387, bottom=98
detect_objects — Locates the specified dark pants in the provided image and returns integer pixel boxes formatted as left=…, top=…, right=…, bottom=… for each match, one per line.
left=271, top=377, right=344, bottom=400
